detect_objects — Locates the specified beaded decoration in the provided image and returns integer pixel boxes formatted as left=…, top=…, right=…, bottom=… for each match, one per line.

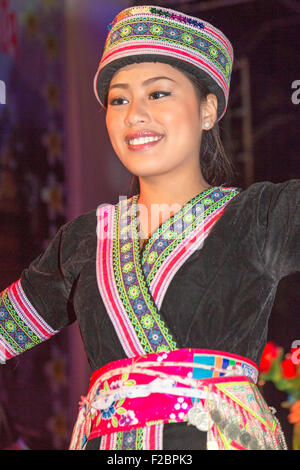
left=107, top=7, right=206, bottom=32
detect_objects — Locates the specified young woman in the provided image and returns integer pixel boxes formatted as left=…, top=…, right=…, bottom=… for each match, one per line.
left=0, top=5, right=299, bottom=450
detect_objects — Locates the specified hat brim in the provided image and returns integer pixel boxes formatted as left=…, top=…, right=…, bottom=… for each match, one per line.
left=95, top=54, right=226, bottom=121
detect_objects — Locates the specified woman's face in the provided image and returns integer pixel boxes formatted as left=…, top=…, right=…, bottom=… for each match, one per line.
left=105, top=62, right=215, bottom=182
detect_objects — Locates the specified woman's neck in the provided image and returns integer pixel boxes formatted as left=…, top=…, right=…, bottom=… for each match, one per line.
left=137, top=182, right=211, bottom=212
left=136, top=180, right=211, bottom=243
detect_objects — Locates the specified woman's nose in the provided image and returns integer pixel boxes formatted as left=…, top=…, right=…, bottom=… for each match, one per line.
left=125, top=98, right=149, bottom=125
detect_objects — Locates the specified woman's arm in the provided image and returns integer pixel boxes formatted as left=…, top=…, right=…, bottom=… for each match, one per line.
left=0, top=222, right=77, bottom=364
left=255, top=179, right=300, bottom=279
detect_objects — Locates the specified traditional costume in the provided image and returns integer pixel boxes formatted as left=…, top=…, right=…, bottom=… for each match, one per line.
left=1, top=5, right=299, bottom=450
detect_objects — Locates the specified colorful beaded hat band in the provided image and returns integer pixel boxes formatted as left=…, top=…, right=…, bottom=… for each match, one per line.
left=93, top=5, right=234, bottom=121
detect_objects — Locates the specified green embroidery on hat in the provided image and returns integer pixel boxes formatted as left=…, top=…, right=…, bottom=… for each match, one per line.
left=107, top=17, right=231, bottom=83
left=209, top=45, right=219, bottom=58
left=120, top=25, right=132, bottom=37
left=181, top=32, right=194, bottom=44
left=149, top=24, right=164, bottom=36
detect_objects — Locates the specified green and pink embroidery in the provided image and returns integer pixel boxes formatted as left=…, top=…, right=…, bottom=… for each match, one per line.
left=96, top=186, right=241, bottom=358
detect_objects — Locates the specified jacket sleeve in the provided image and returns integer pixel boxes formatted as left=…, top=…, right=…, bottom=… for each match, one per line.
left=0, top=220, right=79, bottom=364
left=255, top=179, right=300, bottom=280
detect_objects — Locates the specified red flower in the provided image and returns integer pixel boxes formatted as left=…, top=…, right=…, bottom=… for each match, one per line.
left=259, top=342, right=279, bottom=373
left=281, top=357, right=297, bottom=379
left=288, top=400, right=300, bottom=425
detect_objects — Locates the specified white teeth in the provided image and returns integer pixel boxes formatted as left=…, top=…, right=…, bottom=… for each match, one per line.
left=128, top=136, right=162, bottom=145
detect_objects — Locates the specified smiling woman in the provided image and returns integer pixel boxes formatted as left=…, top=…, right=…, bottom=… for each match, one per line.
left=0, top=4, right=299, bottom=451
left=105, top=61, right=223, bottom=244
left=108, top=64, right=236, bottom=197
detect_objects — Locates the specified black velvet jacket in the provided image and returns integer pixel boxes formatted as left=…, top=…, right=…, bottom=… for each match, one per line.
left=19, top=179, right=300, bottom=372
left=1, top=179, right=299, bottom=450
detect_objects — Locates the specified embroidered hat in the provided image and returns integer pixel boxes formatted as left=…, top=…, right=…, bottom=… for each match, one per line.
left=93, top=5, right=234, bottom=121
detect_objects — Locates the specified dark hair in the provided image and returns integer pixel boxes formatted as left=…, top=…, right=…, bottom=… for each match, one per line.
left=123, top=66, right=237, bottom=196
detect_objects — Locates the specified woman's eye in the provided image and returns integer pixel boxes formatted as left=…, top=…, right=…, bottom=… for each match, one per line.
left=149, top=91, right=170, bottom=100
left=109, top=97, right=126, bottom=106
left=109, top=91, right=170, bottom=106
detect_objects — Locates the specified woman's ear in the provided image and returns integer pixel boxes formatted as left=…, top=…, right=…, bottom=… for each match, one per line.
left=201, top=93, right=218, bottom=131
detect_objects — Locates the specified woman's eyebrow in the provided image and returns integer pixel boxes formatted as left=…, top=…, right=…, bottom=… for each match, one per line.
left=109, top=76, right=176, bottom=90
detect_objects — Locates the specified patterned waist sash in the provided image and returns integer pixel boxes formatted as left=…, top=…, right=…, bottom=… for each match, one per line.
left=69, top=348, right=287, bottom=450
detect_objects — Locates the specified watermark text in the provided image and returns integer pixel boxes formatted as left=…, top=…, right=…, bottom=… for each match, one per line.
left=0, top=80, right=6, bottom=104
left=95, top=197, right=206, bottom=250
left=291, top=340, right=300, bottom=365
left=291, top=80, right=300, bottom=105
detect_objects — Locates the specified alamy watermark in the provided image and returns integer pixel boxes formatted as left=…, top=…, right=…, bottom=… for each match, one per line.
left=291, top=340, right=300, bottom=365
left=0, top=80, right=6, bottom=104
left=96, top=196, right=206, bottom=250
left=291, top=80, right=300, bottom=105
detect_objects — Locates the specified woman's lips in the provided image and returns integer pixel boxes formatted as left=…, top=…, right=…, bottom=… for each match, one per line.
left=127, top=136, right=164, bottom=151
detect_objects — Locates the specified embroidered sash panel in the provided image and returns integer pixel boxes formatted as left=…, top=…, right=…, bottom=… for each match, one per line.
left=69, top=348, right=286, bottom=450
left=96, top=186, right=241, bottom=358
left=99, top=425, right=163, bottom=450
left=0, top=279, right=57, bottom=362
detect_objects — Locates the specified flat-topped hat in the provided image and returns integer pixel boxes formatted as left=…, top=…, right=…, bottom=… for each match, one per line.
left=93, top=5, right=234, bottom=121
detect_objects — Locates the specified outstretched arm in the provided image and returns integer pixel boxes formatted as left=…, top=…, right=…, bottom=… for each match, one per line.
left=254, top=179, right=300, bottom=279
left=0, top=222, right=77, bottom=364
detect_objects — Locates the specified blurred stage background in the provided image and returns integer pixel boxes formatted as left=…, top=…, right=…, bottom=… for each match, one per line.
left=0, top=0, right=299, bottom=450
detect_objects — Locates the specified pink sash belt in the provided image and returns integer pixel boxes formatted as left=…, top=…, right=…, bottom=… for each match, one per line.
left=69, top=348, right=287, bottom=450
